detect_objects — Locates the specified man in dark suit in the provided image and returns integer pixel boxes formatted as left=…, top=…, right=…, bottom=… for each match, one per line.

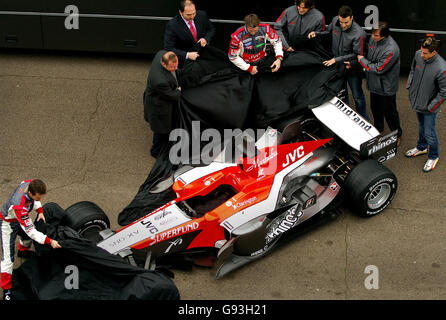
left=143, top=50, right=181, bottom=158
left=164, top=0, right=216, bottom=67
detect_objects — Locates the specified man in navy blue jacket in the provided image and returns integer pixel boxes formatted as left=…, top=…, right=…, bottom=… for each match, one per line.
left=164, top=0, right=216, bottom=68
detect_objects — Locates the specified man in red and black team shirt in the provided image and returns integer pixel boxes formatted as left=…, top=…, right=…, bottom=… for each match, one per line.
left=1, top=179, right=61, bottom=300
left=229, top=14, right=284, bottom=75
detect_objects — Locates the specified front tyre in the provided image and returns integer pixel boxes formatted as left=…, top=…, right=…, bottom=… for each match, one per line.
left=344, top=160, right=398, bottom=217
left=63, top=201, right=110, bottom=241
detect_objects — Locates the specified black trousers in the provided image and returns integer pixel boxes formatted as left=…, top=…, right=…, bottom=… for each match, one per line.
left=370, top=93, right=403, bottom=138
left=151, top=133, right=170, bottom=158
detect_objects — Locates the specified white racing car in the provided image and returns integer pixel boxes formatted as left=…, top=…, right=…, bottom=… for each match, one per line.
left=63, top=97, right=399, bottom=278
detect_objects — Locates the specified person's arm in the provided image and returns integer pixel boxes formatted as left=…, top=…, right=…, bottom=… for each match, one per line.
left=359, top=49, right=399, bottom=74
left=274, top=9, right=291, bottom=50
left=13, top=205, right=51, bottom=245
left=314, top=16, right=333, bottom=37
left=228, top=34, right=252, bottom=72
left=164, top=21, right=187, bottom=62
left=266, top=25, right=284, bottom=60
left=33, top=200, right=47, bottom=223
left=335, top=33, right=365, bottom=64
left=427, top=69, right=446, bottom=112
left=155, top=82, right=181, bottom=102
left=406, top=55, right=416, bottom=89
left=315, top=13, right=326, bottom=32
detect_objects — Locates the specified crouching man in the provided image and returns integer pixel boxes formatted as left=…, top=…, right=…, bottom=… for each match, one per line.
left=1, top=179, right=61, bottom=300
left=229, top=13, right=284, bottom=75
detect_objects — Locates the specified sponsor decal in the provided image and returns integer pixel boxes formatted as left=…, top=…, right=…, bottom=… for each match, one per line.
left=245, top=150, right=278, bottom=172
left=282, top=145, right=305, bottom=168
left=330, top=182, right=339, bottom=191
left=108, top=230, right=140, bottom=248
left=266, top=206, right=303, bottom=244
left=164, top=238, right=183, bottom=254
left=333, top=99, right=372, bottom=132
left=153, top=209, right=173, bottom=221
left=140, top=219, right=159, bottom=234
left=152, top=222, right=200, bottom=244
left=159, top=216, right=179, bottom=226
left=368, top=136, right=397, bottom=156
left=305, top=198, right=315, bottom=208
left=232, top=196, right=257, bottom=210
left=250, top=245, right=269, bottom=257
left=24, top=218, right=33, bottom=231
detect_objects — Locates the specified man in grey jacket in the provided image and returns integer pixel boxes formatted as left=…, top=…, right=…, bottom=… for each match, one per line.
left=358, top=22, right=402, bottom=144
left=405, top=37, right=446, bottom=172
left=274, top=0, right=326, bottom=52
left=309, top=5, right=369, bottom=120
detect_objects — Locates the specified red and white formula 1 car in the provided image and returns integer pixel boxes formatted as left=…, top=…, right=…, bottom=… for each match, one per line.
left=64, top=97, right=399, bottom=278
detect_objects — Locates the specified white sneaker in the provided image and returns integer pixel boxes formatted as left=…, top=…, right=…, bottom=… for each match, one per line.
left=405, top=147, right=428, bottom=158
left=423, top=158, right=439, bottom=172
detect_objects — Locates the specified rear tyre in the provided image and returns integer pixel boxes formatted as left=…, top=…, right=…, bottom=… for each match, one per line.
left=344, top=160, right=397, bottom=217
left=63, top=201, right=110, bottom=241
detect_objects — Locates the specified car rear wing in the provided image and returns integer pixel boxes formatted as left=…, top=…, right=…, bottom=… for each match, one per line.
left=359, top=130, right=398, bottom=163
left=311, top=97, right=381, bottom=152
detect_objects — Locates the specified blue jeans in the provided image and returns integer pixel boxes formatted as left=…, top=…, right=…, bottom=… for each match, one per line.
left=343, top=74, right=370, bottom=121
left=417, top=112, right=439, bottom=160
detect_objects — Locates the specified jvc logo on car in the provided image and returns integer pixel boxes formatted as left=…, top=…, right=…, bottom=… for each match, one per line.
left=265, top=206, right=303, bottom=244
left=282, top=146, right=305, bottom=168
left=140, top=219, right=159, bottom=234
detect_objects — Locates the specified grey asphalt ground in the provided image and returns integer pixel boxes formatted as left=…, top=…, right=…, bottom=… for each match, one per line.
left=0, top=49, right=445, bottom=300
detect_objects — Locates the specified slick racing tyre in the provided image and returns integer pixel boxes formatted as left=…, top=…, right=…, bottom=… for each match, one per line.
left=63, top=201, right=110, bottom=241
left=344, top=160, right=397, bottom=217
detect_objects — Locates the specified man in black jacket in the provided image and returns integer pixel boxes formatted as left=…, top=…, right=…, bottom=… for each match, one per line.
left=164, top=0, right=216, bottom=67
left=143, top=50, right=181, bottom=158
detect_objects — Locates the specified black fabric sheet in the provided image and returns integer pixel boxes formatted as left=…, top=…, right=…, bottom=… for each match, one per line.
left=118, top=40, right=346, bottom=226
left=12, top=203, right=180, bottom=300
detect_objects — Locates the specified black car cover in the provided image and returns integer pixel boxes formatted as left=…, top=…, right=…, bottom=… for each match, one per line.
left=118, top=40, right=346, bottom=226
left=12, top=203, right=180, bottom=300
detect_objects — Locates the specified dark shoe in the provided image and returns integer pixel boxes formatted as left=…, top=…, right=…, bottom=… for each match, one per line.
left=3, top=290, right=12, bottom=301
left=17, top=250, right=36, bottom=259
